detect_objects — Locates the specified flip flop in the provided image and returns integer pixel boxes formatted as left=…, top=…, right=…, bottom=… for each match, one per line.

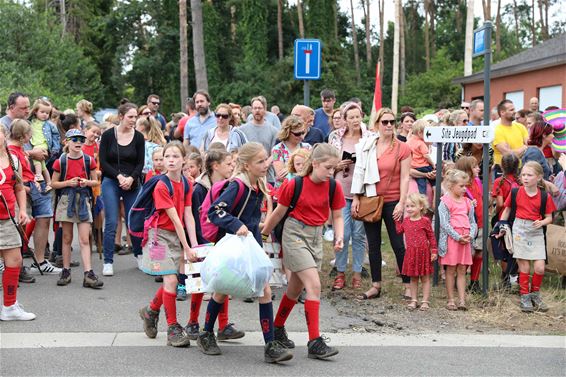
left=446, top=302, right=458, bottom=311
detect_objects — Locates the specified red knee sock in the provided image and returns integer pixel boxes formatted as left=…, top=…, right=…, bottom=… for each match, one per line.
left=470, top=255, right=482, bottom=281
left=531, top=273, right=544, bottom=292
left=218, top=299, right=229, bottom=331
left=274, top=294, right=297, bottom=328
left=2, top=266, right=20, bottom=307
left=149, top=286, right=164, bottom=311
left=23, top=219, right=36, bottom=252
left=519, top=272, right=530, bottom=295
left=162, top=289, right=178, bottom=326
left=189, top=293, right=204, bottom=324
left=304, top=299, right=320, bottom=341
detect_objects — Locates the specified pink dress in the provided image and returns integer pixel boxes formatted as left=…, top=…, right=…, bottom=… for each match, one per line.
left=440, top=195, right=473, bottom=266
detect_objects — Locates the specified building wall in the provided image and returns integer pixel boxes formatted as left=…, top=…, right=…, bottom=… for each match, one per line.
left=463, top=64, right=566, bottom=110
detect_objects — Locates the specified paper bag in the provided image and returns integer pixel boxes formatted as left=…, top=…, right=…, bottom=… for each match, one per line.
left=546, top=224, right=566, bottom=275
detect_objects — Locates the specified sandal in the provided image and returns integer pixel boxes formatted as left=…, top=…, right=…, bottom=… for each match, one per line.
left=407, top=300, right=418, bottom=311
left=446, top=301, right=458, bottom=311
left=351, top=277, right=362, bottom=289
left=357, top=286, right=381, bottom=300
left=332, top=273, right=346, bottom=291
left=419, top=301, right=430, bottom=311
left=457, top=301, right=468, bottom=311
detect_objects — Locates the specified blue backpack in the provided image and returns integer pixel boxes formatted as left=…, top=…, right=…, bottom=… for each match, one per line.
left=128, top=174, right=190, bottom=245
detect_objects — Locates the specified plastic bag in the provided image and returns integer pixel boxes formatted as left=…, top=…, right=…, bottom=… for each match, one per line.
left=201, top=233, right=273, bottom=298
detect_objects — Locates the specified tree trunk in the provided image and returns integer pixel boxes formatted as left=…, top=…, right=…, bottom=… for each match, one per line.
left=230, top=5, right=237, bottom=42
left=378, top=0, right=384, bottom=82
left=60, top=0, right=66, bottom=35
left=362, top=0, right=372, bottom=67
left=399, top=2, right=405, bottom=94
left=495, top=0, right=501, bottom=56
left=277, top=0, right=283, bottom=60
left=531, top=0, right=536, bottom=46
left=333, top=0, right=339, bottom=41
left=538, top=0, right=548, bottom=40
left=350, top=0, right=361, bottom=83
left=424, top=0, right=430, bottom=70
left=464, top=0, right=474, bottom=76
left=179, top=0, right=189, bottom=106
left=391, top=0, right=400, bottom=114
left=544, top=0, right=549, bottom=40
left=430, top=1, right=436, bottom=56
left=512, top=0, right=520, bottom=47
left=190, top=0, right=208, bottom=91
left=482, top=0, right=491, bottom=20
left=297, top=0, right=305, bottom=38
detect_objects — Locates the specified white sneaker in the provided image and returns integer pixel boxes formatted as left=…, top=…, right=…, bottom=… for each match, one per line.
left=137, top=255, right=143, bottom=271
left=102, top=263, right=114, bottom=276
left=323, top=228, right=334, bottom=242
left=0, top=302, right=36, bottom=321
left=30, top=260, right=61, bottom=275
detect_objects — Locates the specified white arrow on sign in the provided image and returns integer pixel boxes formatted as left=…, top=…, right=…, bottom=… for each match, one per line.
left=424, top=126, right=494, bottom=144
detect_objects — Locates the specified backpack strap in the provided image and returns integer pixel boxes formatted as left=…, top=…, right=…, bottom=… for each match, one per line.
left=539, top=189, right=547, bottom=219
left=288, top=176, right=304, bottom=212
left=509, top=187, right=519, bottom=224
left=59, top=153, right=68, bottom=181
left=328, top=177, right=336, bottom=208
left=158, top=175, right=175, bottom=196
left=83, top=154, right=92, bottom=179
left=181, top=175, right=190, bottom=196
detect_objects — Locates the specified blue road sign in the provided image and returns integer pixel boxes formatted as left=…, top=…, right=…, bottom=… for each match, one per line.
left=473, top=26, right=488, bottom=57
left=294, top=39, right=321, bottom=80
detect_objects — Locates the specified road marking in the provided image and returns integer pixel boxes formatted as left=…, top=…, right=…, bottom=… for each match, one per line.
left=1, top=332, right=564, bottom=349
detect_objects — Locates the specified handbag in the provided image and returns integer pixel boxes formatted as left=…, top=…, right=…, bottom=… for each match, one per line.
left=352, top=141, right=399, bottom=223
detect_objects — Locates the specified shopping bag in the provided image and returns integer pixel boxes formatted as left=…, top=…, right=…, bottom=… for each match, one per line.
left=264, top=237, right=286, bottom=287
left=201, top=233, right=273, bottom=298
left=546, top=224, right=566, bottom=275
left=184, top=244, right=213, bottom=294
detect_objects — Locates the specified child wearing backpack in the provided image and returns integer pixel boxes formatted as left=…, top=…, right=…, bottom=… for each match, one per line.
left=138, top=141, right=198, bottom=347
left=261, top=143, right=345, bottom=360
left=196, top=142, right=293, bottom=364
left=497, top=161, right=555, bottom=312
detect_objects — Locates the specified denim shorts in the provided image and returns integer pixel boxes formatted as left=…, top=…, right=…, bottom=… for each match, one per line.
left=27, top=181, right=54, bottom=218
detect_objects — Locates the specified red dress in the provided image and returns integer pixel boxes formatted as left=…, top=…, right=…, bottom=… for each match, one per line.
left=396, top=217, right=438, bottom=277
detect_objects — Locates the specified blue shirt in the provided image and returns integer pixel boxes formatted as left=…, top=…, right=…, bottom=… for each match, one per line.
left=313, top=107, right=332, bottom=136
left=304, top=126, right=325, bottom=146
left=184, top=112, right=216, bottom=149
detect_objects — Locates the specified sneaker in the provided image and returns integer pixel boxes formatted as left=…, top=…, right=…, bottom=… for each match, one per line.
left=243, top=297, right=255, bottom=303
left=139, top=306, right=160, bottom=339
left=0, top=302, right=36, bottom=321
left=102, top=263, right=114, bottom=276
left=520, top=294, right=534, bottom=313
left=30, top=260, right=61, bottom=275
left=307, top=336, right=339, bottom=359
left=274, top=326, right=295, bottom=349
left=118, top=245, right=132, bottom=255
left=185, top=322, right=200, bottom=341
left=264, top=340, right=293, bottom=363
left=323, top=228, right=334, bottom=242
left=197, top=331, right=222, bottom=355
left=217, top=323, right=245, bottom=341
left=530, top=291, right=549, bottom=312
left=167, top=323, right=191, bottom=347
left=57, top=268, right=72, bottom=286
left=83, top=271, right=104, bottom=289
left=176, top=284, right=187, bottom=301
left=18, top=266, right=36, bottom=283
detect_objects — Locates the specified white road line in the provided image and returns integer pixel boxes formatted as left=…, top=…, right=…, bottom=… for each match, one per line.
left=1, top=332, right=564, bottom=349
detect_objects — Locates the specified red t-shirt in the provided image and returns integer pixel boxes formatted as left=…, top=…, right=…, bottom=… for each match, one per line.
left=53, top=155, right=97, bottom=180
left=144, top=169, right=162, bottom=183
left=82, top=143, right=98, bottom=159
left=153, top=178, right=193, bottom=232
left=0, top=163, right=17, bottom=219
left=278, top=175, right=346, bottom=226
left=466, top=177, right=483, bottom=228
left=8, top=145, right=34, bottom=183
left=491, top=175, right=518, bottom=200
left=504, top=186, right=556, bottom=221
left=177, top=114, right=195, bottom=138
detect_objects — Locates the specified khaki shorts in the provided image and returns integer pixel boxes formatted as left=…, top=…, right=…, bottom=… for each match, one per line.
left=141, top=228, right=182, bottom=276
left=0, top=219, right=22, bottom=250
left=282, top=217, right=323, bottom=272
left=55, top=194, right=93, bottom=223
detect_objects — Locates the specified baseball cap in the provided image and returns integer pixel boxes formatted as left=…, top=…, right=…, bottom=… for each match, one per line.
left=65, top=129, right=86, bottom=139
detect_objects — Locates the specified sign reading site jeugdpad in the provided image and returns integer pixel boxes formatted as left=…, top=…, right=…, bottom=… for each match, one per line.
left=424, top=126, right=494, bottom=144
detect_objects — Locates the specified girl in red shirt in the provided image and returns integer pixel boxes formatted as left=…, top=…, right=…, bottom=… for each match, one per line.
left=262, top=143, right=345, bottom=360
left=498, top=161, right=555, bottom=312
left=139, top=141, right=198, bottom=347
left=144, top=147, right=164, bottom=183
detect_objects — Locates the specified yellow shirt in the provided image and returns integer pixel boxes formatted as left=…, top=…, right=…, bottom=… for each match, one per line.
left=30, top=120, right=48, bottom=149
left=492, top=121, right=528, bottom=165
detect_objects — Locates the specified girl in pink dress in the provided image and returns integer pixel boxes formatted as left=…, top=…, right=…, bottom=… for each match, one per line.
left=395, top=193, right=437, bottom=311
left=438, top=169, right=477, bottom=311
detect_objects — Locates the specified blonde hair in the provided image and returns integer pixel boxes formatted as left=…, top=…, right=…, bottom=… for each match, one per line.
left=406, top=193, right=429, bottom=215
left=31, top=98, right=52, bottom=119
left=0, top=126, right=21, bottom=184
left=163, top=141, right=185, bottom=158
left=521, top=160, right=546, bottom=189
left=233, top=142, right=269, bottom=196
left=373, top=107, right=395, bottom=130
left=215, top=104, right=234, bottom=125
left=138, top=116, right=166, bottom=145
left=277, top=115, right=305, bottom=141
left=447, top=110, right=467, bottom=126
left=76, top=99, right=93, bottom=115
left=287, top=148, right=311, bottom=175
left=300, top=143, right=340, bottom=177
left=9, top=119, right=32, bottom=142
left=151, top=146, right=164, bottom=159
left=442, top=169, right=469, bottom=191
left=411, top=119, right=428, bottom=135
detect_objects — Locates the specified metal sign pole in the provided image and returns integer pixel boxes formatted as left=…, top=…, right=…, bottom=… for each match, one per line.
left=304, top=80, right=310, bottom=107
left=433, top=143, right=443, bottom=286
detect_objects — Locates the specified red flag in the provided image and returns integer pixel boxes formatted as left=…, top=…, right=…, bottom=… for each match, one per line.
left=373, top=61, right=382, bottom=111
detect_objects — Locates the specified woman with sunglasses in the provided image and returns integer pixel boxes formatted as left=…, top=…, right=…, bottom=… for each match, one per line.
left=351, top=108, right=412, bottom=300
left=137, top=105, right=152, bottom=118
left=202, top=104, right=247, bottom=153
left=328, top=103, right=370, bottom=291
left=271, top=115, right=312, bottom=188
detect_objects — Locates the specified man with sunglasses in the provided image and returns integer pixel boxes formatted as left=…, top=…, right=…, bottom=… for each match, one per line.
left=146, top=94, right=166, bottom=130
left=461, top=101, right=471, bottom=116
left=313, top=89, right=336, bottom=137
left=292, top=105, right=324, bottom=146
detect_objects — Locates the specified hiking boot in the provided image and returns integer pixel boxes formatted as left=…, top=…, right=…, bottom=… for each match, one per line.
left=307, top=336, right=339, bottom=359
left=0, top=302, right=36, bottom=321
left=530, top=291, right=549, bottom=312
left=176, top=284, right=187, bottom=301
left=185, top=322, right=200, bottom=341
left=83, top=271, right=104, bottom=289
left=18, top=266, right=36, bottom=283
left=467, top=280, right=481, bottom=294
left=166, top=323, right=191, bottom=347
left=57, top=268, right=71, bottom=286
left=520, top=294, right=534, bottom=313
left=139, top=306, right=160, bottom=338
left=217, top=323, right=245, bottom=341
left=30, top=260, right=61, bottom=275
left=274, top=326, right=295, bottom=349
left=197, top=331, right=221, bottom=355
left=264, top=340, right=293, bottom=363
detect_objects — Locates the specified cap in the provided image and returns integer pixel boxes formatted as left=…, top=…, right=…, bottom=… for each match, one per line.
left=65, top=129, right=86, bottom=139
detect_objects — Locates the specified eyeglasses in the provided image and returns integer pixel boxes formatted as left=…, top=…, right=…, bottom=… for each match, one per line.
left=401, top=112, right=415, bottom=117
left=381, top=119, right=396, bottom=126
left=67, top=137, right=85, bottom=143
left=151, top=101, right=160, bottom=106
left=216, top=113, right=230, bottom=119
left=461, top=106, right=470, bottom=110
left=291, top=130, right=306, bottom=137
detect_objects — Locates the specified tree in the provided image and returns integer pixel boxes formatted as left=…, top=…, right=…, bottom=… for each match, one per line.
left=495, top=0, right=502, bottom=56
left=399, top=2, right=406, bottom=93
left=464, top=0, right=474, bottom=75
left=179, top=0, right=189, bottom=105
left=391, top=0, right=400, bottom=114
left=424, top=0, right=432, bottom=70
left=240, top=0, right=268, bottom=67
left=378, top=0, right=384, bottom=81
left=191, top=0, right=208, bottom=91
left=297, top=0, right=305, bottom=38
left=482, top=0, right=491, bottom=20
left=349, top=0, right=361, bottom=83
left=277, top=0, right=284, bottom=60
left=361, top=0, right=372, bottom=67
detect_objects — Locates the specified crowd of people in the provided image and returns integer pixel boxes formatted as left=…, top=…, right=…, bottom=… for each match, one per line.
left=0, top=88, right=565, bottom=363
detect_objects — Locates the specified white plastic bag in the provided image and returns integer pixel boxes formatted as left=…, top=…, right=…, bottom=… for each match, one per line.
left=201, top=233, right=273, bottom=298
left=184, top=244, right=213, bottom=294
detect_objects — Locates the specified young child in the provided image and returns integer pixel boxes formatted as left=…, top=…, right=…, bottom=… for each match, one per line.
left=82, top=122, right=101, bottom=160
left=50, top=129, right=102, bottom=288
left=144, top=147, right=164, bottom=183
left=285, top=148, right=310, bottom=181
left=29, top=98, right=59, bottom=193
left=139, top=141, right=198, bottom=347
left=0, top=125, right=35, bottom=321
left=407, top=119, right=435, bottom=195
left=395, top=193, right=437, bottom=311
left=261, top=143, right=345, bottom=360
left=498, top=161, right=555, bottom=312
left=183, top=152, right=202, bottom=183
left=197, top=142, right=293, bottom=364
left=455, top=156, right=483, bottom=294
left=438, top=169, right=477, bottom=311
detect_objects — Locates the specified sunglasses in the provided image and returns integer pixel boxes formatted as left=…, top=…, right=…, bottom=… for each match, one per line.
left=291, top=130, right=306, bottom=137
left=67, top=136, right=85, bottom=143
left=381, top=120, right=396, bottom=126
left=216, top=113, right=230, bottom=119
left=461, top=106, right=470, bottom=110
left=151, top=101, right=160, bottom=106
left=141, top=111, right=151, bottom=116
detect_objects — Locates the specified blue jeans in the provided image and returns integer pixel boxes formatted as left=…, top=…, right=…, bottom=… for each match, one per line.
left=101, top=178, right=141, bottom=264
left=334, top=199, right=366, bottom=273
left=414, top=165, right=434, bottom=195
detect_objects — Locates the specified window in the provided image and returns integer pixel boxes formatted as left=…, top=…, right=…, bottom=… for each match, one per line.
left=539, top=85, right=562, bottom=111
left=505, top=91, right=524, bottom=109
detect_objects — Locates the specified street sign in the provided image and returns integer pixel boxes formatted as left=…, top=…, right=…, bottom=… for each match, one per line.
left=473, top=24, right=490, bottom=57
left=294, top=39, right=321, bottom=80
left=424, top=126, right=494, bottom=144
